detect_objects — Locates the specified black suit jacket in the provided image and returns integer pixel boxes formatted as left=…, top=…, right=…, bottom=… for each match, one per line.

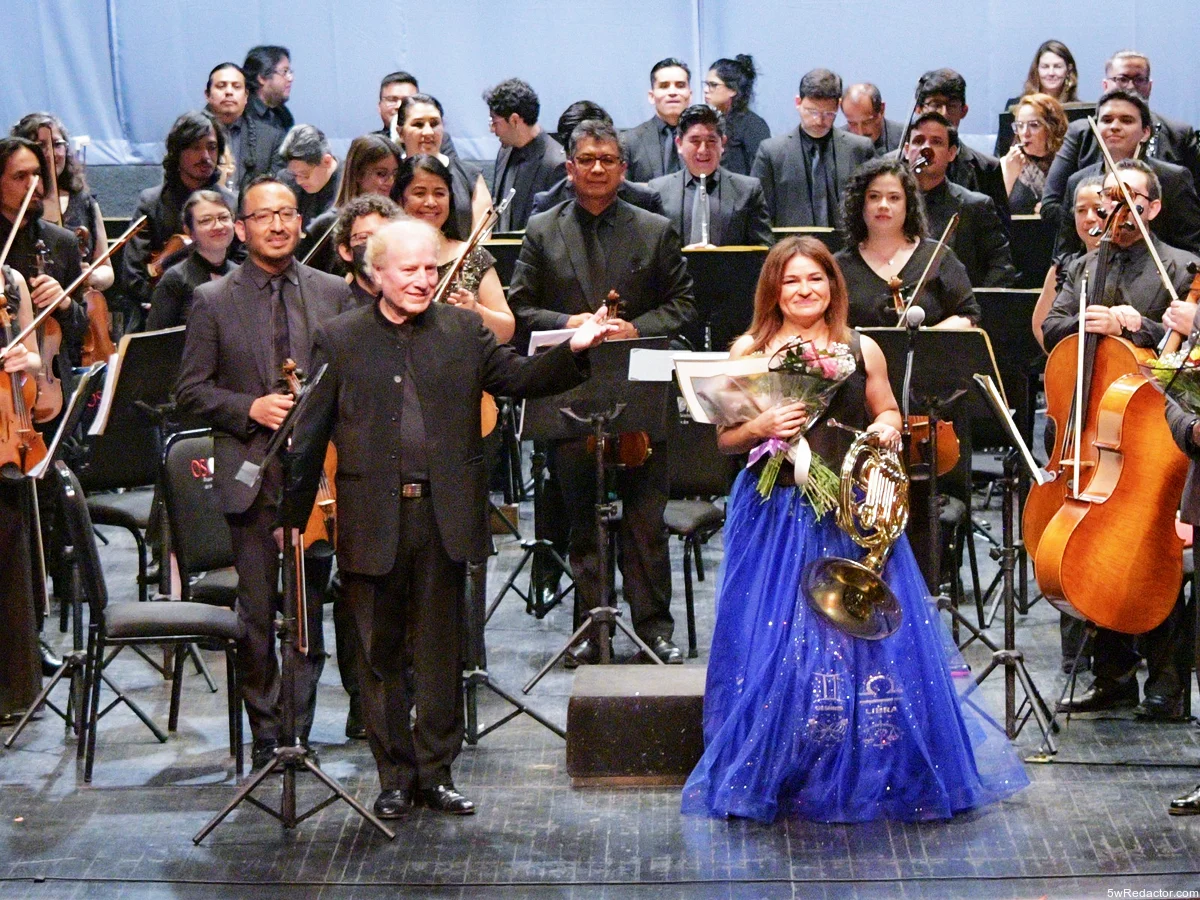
left=234, top=114, right=285, bottom=192
left=175, top=261, right=353, bottom=514
left=646, top=167, right=774, bottom=246
left=922, top=180, right=1017, bottom=287
left=750, top=127, right=876, bottom=226
left=146, top=249, right=233, bottom=330
left=508, top=199, right=695, bottom=347
left=624, top=116, right=682, bottom=183
left=531, top=178, right=664, bottom=218
left=283, top=302, right=587, bottom=570
left=949, top=143, right=1010, bottom=222
left=1166, top=308, right=1200, bottom=525
left=1055, top=157, right=1200, bottom=260
left=491, top=131, right=567, bottom=231
left=1042, top=113, right=1200, bottom=227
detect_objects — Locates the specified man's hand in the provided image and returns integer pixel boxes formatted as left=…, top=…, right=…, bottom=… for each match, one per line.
left=606, top=318, right=639, bottom=340
left=1083, top=304, right=1140, bottom=336
left=1164, top=299, right=1199, bottom=337
left=444, top=287, right=478, bottom=312
left=29, top=274, right=70, bottom=312
left=569, top=304, right=620, bottom=351
left=249, top=392, right=294, bottom=430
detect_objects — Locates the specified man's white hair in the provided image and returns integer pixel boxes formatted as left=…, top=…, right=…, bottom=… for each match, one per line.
left=364, top=217, right=440, bottom=277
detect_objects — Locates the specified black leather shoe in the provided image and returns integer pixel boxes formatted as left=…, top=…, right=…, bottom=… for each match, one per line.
left=251, top=738, right=278, bottom=771
left=417, top=784, right=475, bottom=815
left=1057, top=677, right=1138, bottom=713
left=565, top=639, right=601, bottom=668
left=1169, top=783, right=1200, bottom=816
left=345, top=696, right=367, bottom=740
left=372, top=788, right=413, bottom=819
left=1134, top=693, right=1187, bottom=721
left=39, top=640, right=63, bottom=677
left=650, top=636, right=683, bottom=665
left=1060, top=657, right=1091, bottom=675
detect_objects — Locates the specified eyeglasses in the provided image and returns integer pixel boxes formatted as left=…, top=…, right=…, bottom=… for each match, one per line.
left=349, top=231, right=375, bottom=247
left=799, top=107, right=839, bottom=124
left=271, top=67, right=295, bottom=79
left=1011, top=120, right=1046, bottom=133
left=1109, top=74, right=1149, bottom=88
left=194, top=213, right=233, bottom=228
left=240, top=207, right=300, bottom=225
left=573, top=154, right=622, bottom=169
left=920, top=99, right=964, bottom=115
left=703, top=80, right=726, bottom=91
left=50, top=139, right=68, bottom=150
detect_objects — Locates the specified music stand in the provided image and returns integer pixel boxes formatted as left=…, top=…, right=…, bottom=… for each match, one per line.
left=520, top=338, right=670, bottom=693
left=87, top=327, right=188, bottom=436
left=680, top=247, right=767, bottom=351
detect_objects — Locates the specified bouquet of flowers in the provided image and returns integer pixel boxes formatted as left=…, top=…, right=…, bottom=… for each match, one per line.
left=681, top=339, right=857, bottom=515
left=1140, top=342, right=1200, bottom=414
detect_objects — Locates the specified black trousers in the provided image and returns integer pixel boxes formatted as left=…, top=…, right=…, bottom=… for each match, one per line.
left=550, top=437, right=673, bottom=643
left=343, top=495, right=465, bottom=793
left=226, top=487, right=325, bottom=744
left=0, top=481, right=39, bottom=717
left=1090, top=593, right=1191, bottom=699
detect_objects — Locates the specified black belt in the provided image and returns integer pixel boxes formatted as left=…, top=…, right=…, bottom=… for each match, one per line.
left=401, top=481, right=429, bottom=498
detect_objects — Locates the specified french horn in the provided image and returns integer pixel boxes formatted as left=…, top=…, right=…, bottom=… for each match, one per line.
left=802, top=421, right=909, bottom=640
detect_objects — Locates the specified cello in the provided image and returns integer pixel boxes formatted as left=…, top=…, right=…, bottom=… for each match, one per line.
left=1029, top=145, right=1189, bottom=635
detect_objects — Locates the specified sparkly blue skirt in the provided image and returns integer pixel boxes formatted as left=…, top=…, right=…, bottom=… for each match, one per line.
left=682, top=469, right=1030, bottom=823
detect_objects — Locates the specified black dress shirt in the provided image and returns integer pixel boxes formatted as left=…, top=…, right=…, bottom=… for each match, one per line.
left=244, top=258, right=310, bottom=374
left=247, top=94, right=293, bottom=133
left=146, top=248, right=234, bottom=330
left=392, top=318, right=429, bottom=482
left=921, top=179, right=1017, bottom=287
left=722, top=110, right=771, bottom=176
left=798, top=130, right=837, bottom=227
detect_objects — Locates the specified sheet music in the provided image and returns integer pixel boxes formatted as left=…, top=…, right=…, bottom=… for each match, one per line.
left=86, top=350, right=123, bottom=436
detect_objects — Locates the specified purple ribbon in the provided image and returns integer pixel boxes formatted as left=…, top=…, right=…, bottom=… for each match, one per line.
left=748, top=437, right=790, bottom=467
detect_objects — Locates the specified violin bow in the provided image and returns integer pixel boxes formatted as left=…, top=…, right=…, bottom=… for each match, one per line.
left=300, top=217, right=340, bottom=266
left=900, top=213, right=959, bottom=320
left=0, top=216, right=146, bottom=357
left=0, top=176, right=39, bottom=272
left=429, top=188, right=515, bottom=306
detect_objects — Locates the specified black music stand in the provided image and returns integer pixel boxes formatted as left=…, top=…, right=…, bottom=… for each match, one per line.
left=520, top=338, right=670, bottom=693
left=680, top=247, right=767, bottom=351
left=194, top=365, right=395, bottom=844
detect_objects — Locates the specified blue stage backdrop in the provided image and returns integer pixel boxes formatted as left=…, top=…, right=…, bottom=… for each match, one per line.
left=3, top=0, right=1197, bottom=164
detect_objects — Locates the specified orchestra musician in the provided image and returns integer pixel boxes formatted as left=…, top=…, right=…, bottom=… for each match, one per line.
left=278, top=125, right=341, bottom=235
left=1000, top=93, right=1069, bottom=215
left=281, top=217, right=614, bottom=818
left=333, top=193, right=401, bottom=309
left=146, top=190, right=236, bottom=330
left=204, top=62, right=285, bottom=194
left=841, top=83, right=903, bottom=155
left=373, top=71, right=459, bottom=158
left=242, top=45, right=295, bottom=133
left=508, top=119, right=696, bottom=665
left=176, top=175, right=353, bottom=772
left=623, top=58, right=692, bottom=184
left=702, top=55, right=770, bottom=176
left=1043, top=160, right=1200, bottom=716
left=646, top=104, right=775, bottom=249
left=484, top=78, right=567, bottom=232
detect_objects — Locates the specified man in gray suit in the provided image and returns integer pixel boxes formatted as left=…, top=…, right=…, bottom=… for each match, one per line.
left=177, top=175, right=352, bottom=771
left=484, top=78, right=566, bottom=231
left=751, top=68, right=875, bottom=228
left=647, top=104, right=773, bottom=248
left=841, top=83, right=903, bottom=155
left=623, top=58, right=692, bottom=184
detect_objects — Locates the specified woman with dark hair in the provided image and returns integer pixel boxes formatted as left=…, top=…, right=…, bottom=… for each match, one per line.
left=396, top=154, right=513, bottom=342
left=11, top=113, right=113, bottom=293
left=703, top=55, right=770, bottom=175
left=682, top=235, right=1028, bottom=822
left=1001, top=93, right=1069, bottom=214
left=834, top=158, right=978, bottom=328
left=1020, top=39, right=1080, bottom=104
left=397, top=94, right=491, bottom=239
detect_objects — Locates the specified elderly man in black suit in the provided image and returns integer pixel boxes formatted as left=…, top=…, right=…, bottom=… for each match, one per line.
left=509, top=119, right=695, bottom=666
left=751, top=68, right=875, bottom=228
left=906, top=113, right=1016, bottom=287
left=1042, top=49, right=1200, bottom=230
left=623, top=58, right=692, bottom=183
left=484, top=78, right=566, bottom=231
left=204, top=62, right=284, bottom=194
left=1052, top=90, right=1200, bottom=260
left=177, top=175, right=352, bottom=772
left=283, top=218, right=613, bottom=818
left=648, top=104, right=773, bottom=248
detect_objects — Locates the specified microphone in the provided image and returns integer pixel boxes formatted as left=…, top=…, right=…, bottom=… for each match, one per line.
left=904, top=305, right=926, bottom=329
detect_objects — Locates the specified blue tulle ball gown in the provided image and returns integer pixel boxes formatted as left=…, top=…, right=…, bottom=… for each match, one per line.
left=682, top=470, right=1030, bottom=823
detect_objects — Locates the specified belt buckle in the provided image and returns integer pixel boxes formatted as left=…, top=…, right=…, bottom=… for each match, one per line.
left=401, top=483, right=424, bottom=499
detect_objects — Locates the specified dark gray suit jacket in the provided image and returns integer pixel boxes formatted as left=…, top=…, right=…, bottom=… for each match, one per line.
left=1166, top=308, right=1200, bottom=525
left=176, top=260, right=353, bottom=514
left=623, top=116, right=681, bottom=183
left=750, top=127, right=876, bottom=227
left=922, top=180, right=1017, bottom=287
left=283, top=302, right=586, bottom=570
left=646, top=167, right=775, bottom=246
left=491, top=131, right=567, bottom=231
left=531, top=178, right=664, bottom=217
left=508, top=198, right=695, bottom=347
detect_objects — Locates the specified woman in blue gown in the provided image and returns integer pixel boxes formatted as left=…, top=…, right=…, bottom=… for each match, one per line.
left=682, top=237, right=1029, bottom=823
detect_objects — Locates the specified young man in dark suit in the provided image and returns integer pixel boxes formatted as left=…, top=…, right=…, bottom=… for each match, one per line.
left=176, top=176, right=353, bottom=771
left=623, top=58, right=692, bottom=184
left=509, top=119, right=695, bottom=666
left=647, top=104, right=773, bottom=248
left=751, top=68, right=875, bottom=228
left=242, top=45, right=294, bottom=133
left=204, top=62, right=284, bottom=194
left=484, top=78, right=566, bottom=232
left=283, top=218, right=613, bottom=818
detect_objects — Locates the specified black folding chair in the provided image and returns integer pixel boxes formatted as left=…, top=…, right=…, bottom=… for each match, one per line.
left=58, top=461, right=244, bottom=782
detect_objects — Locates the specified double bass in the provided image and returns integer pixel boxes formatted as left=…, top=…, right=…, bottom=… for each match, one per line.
left=1026, top=145, right=1189, bottom=635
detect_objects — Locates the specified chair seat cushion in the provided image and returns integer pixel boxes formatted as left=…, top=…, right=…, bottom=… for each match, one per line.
left=106, top=601, right=242, bottom=641
left=664, top=500, right=724, bottom=535
left=191, top=568, right=238, bottom=607
left=88, top=488, right=154, bottom=530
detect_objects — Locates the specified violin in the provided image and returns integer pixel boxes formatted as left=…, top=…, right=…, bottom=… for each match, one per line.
left=30, top=241, right=64, bottom=423
left=74, top=225, right=116, bottom=365
left=146, top=233, right=191, bottom=286
left=909, top=146, right=934, bottom=175
left=282, top=360, right=337, bottom=551
left=0, top=286, right=48, bottom=475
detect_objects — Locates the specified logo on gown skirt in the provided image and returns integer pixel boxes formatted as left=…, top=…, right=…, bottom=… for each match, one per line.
left=806, top=671, right=849, bottom=744
left=859, top=673, right=903, bottom=748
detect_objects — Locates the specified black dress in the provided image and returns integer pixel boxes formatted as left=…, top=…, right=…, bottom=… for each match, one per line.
left=723, top=109, right=771, bottom=176
left=835, top=239, right=981, bottom=328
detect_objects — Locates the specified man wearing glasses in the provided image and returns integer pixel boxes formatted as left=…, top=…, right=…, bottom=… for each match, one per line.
left=243, top=45, right=295, bottom=133
left=1042, top=51, right=1200, bottom=230
left=178, top=176, right=352, bottom=772
left=841, top=83, right=903, bottom=156
left=751, top=68, right=875, bottom=228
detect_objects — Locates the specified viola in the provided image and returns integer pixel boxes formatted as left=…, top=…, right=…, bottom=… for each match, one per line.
left=30, top=241, right=64, bottom=423
left=0, top=296, right=48, bottom=475
left=74, top=225, right=117, bottom=365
